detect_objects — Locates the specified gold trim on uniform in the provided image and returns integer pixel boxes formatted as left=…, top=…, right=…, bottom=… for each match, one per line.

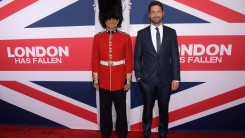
left=126, top=73, right=132, bottom=84
left=93, top=72, right=99, bottom=84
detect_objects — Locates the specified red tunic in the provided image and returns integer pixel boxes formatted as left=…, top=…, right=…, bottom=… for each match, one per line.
left=92, top=30, right=133, bottom=91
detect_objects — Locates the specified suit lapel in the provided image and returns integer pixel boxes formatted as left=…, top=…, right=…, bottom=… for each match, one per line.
left=146, top=26, right=158, bottom=54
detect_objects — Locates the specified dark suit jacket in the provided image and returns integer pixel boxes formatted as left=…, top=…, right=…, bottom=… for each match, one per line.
left=134, top=25, right=180, bottom=85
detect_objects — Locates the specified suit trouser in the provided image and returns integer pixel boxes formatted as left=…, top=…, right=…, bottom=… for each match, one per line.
left=139, top=82, right=171, bottom=137
left=99, top=88, right=128, bottom=138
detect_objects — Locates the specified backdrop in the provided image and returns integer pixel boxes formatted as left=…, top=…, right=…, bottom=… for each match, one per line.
left=0, top=0, right=244, bottom=132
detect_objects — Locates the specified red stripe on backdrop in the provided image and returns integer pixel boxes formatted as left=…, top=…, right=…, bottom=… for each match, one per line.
left=176, top=0, right=245, bottom=23
left=0, top=0, right=38, bottom=21
left=1, top=36, right=244, bottom=71
left=130, top=86, right=245, bottom=131
left=0, top=81, right=97, bottom=124
left=169, top=86, right=245, bottom=122
left=131, top=35, right=245, bottom=71
left=0, top=38, right=93, bottom=71
left=178, top=36, right=245, bottom=71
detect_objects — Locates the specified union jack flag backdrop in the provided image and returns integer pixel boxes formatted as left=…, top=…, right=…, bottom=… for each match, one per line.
left=0, top=0, right=244, bottom=132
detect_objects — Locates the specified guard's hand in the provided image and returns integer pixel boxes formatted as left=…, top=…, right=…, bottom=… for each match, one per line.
left=124, top=84, right=131, bottom=91
left=93, top=83, right=99, bottom=90
left=172, top=81, right=179, bottom=91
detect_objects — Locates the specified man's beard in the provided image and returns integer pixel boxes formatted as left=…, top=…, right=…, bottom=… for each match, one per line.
left=151, top=17, right=162, bottom=24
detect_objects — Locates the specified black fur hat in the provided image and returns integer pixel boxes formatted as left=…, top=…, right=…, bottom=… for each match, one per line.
left=98, top=0, right=123, bottom=28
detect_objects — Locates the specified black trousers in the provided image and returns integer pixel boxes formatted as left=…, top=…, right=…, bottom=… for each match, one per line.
left=99, top=88, right=128, bottom=138
left=139, top=82, right=171, bottom=137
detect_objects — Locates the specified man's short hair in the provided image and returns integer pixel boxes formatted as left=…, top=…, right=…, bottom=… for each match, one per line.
left=148, top=1, right=164, bottom=13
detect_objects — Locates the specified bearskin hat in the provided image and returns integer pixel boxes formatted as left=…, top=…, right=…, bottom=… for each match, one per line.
left=98, top=0, right=123, bottom=28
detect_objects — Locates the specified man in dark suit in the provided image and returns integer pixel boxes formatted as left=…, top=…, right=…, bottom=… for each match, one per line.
left=134, top=1, right=180, bottom=138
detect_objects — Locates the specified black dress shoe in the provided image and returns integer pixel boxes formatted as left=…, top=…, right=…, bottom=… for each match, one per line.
left=143, top=134, right=150, bottom=138
left=158, top=134, right=166, bottom=138
left=117, top=134, right=127, bottom=138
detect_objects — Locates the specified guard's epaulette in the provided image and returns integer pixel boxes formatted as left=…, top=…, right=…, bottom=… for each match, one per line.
left=118, top=30, right=129, bottom=35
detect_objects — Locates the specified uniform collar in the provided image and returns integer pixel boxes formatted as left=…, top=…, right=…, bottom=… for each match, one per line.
left=106, top=29, right=118, bottom=34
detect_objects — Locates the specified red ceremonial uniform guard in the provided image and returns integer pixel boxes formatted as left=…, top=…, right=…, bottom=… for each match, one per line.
left=92, top=30, right=132, bottom=91
left=92, top=0, right=132, bottom=138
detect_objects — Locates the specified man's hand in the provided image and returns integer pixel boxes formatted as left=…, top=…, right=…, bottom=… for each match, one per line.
left=124, top=84, right=131, bottom=91
left=93, top=83, right=99, bottom=90
left=171, top=81, right=179, bottom=91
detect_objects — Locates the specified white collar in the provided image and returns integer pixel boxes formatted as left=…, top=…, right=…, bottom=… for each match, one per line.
left=150, top=24, right=163, bottom=31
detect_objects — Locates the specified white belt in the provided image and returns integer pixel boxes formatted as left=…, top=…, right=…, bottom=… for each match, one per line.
left=100, top=59, right=125, bottom=66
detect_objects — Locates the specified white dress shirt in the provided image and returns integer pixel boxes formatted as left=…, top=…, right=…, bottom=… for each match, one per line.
left=150, top=24, right=163, bottom=52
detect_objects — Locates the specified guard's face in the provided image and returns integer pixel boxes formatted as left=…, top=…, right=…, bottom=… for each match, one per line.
left=149, top=5, right=164, bottom=26
left=105, top=18, right=119, bottom=29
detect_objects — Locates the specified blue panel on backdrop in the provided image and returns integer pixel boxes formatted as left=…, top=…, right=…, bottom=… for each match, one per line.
left=131, top=82, right=204, bottom=109
left=172, top=82, right=205, bottom=95
left=170, top=103, right=245, bottom=132
left=27, top=0, right=94, bottom=27
left=31, top=81, right=96, bottom=108
left=130, top=82, right=143, bottom=109
left=130, top=0, right=208, bottom=24
left=0, top=100, right=66, bottom=127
